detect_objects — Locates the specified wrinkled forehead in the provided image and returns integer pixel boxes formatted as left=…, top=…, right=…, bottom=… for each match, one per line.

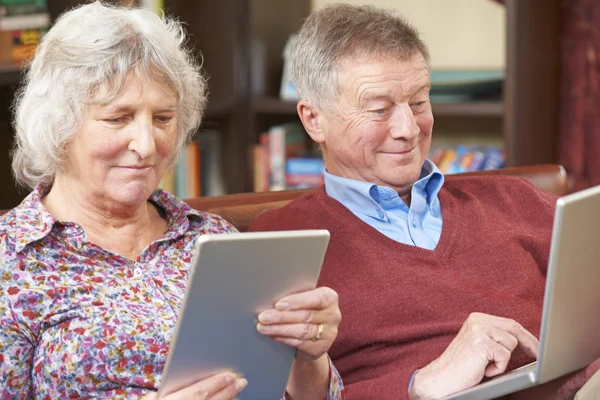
left=335, top=52, right=430, bottom=100
left=88, top=67, right=178, bottom=106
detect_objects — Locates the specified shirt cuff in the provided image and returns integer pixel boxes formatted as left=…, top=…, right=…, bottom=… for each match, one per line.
left=408, top=369, right=419, bottom=393
left=282, top=356, right=345, bottom=400
left=327, top=356, right=345, bottom=399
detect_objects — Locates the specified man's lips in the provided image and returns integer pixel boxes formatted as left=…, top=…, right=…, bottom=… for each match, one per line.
left=381, top=147, right=415, bottom=155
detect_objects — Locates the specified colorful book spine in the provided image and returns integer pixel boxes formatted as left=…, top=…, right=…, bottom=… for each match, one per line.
left=175, top=143, right=188, bottom=198
left=429, top=145, right=505, bottom=174
left=268, top=126, right=286, bottom=191
left=285, top=158, right=325, bottom=189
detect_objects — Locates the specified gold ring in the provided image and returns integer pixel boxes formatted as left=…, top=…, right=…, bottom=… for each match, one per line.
left=312, top=323, right=324, bottom=341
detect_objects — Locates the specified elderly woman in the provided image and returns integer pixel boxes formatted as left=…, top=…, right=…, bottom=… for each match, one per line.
left=0, top=2, right=343, bottom=399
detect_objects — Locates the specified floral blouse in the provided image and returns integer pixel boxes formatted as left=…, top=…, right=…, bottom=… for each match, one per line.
left=0, top=186, right=344, bottom=399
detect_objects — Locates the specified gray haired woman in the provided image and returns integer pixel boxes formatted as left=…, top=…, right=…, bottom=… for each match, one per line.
left=0, top=2, right=343, bottom=399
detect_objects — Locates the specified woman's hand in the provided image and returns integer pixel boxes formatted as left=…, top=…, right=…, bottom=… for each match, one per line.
left=256, top=286, right=341, bottom=363
left=142, top=371, right=247, bottom=400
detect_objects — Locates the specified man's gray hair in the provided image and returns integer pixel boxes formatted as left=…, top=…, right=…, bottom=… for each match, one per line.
left=11, top=1, right=206, bottom=189
left=291, top=4, right=430, bottom=111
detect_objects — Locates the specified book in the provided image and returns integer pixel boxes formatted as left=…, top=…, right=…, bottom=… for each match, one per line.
left=0, top=27, right=45, bottom=62
left=0, top=12, right=49, bottom=30
left=268, top=122, right=308, bottom=191
left=428, top=145, right=505, bottom=174
left=138, top=0, right=163, bottom=14
left=0, top=0, right=47, bottom=16
left=285, top=158, right=325, bottom=189
left=197, top=130, right=225, bottom=197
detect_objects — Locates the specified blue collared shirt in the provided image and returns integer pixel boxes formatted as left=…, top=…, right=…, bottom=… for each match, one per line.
left=324, top=159, right=445, bottom=250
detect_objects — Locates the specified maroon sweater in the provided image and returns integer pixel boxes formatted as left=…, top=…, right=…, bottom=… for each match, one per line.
left=249, top=175, right=557, bottom=400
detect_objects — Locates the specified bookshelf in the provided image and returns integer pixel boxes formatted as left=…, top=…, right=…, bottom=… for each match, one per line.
left=0, top=0, right=560, bottom=209
left=253, top=96, right=505, bottom=118
left=178, top=0, right=558, bottom=194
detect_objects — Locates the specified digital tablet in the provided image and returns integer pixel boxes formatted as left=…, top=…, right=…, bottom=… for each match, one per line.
left=158, top=229, right=331, bottom=399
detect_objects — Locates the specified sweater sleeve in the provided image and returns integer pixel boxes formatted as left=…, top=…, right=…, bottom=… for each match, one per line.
left=341, top=368, right=416, bottom=400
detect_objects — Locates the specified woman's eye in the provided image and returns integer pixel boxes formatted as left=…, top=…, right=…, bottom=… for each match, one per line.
left=105, top=117, right=125, bottom=124
left=155, top=115, right=173, bottom=123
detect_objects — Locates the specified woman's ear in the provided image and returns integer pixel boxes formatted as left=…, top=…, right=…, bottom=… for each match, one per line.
left=297, top=101, right=326, bottom=144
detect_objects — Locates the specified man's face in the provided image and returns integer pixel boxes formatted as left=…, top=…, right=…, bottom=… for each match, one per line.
left=318, top=53, right=433, bottom=196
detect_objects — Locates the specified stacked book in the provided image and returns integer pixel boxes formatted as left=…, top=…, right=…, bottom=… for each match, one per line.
left=0, top=0, right=49, bottom=63
left=429, top=145, right=505, bottom=174
left=252, top=122, right=325, bottom=192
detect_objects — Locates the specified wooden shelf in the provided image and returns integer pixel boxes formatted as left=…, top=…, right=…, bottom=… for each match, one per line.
left=432, top=101, right=504, bottom=117
left=253, top=96, right=298, bottom=115
left=0, top=63, right=24, bottom=87
left=253, top=96, right=504, bottom=118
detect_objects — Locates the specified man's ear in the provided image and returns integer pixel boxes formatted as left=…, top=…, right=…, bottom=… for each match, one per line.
left=297, top=101, right=327, bottom=144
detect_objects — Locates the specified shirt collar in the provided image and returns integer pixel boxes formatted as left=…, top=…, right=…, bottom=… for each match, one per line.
left=413, top=159, right=444, bottom=206
left=12, top=185, right=203, bottom=252
left=324, top=159, right=444, bottom=220
left=13, top=185, right=56, bottom=253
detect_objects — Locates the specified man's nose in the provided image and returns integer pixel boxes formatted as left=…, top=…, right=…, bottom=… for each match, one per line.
left=389, top=104, right=419, bottom=140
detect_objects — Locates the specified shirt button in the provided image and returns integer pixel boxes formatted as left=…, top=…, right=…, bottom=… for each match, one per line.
left=412, top=219, right=417, bottom=228
left=377, top=209, right=385, bottom=219
left=134, top=268, right=143, bottom=278
left=381, top=193, right=388, bottom=200
left=155, top=299, right=165, bottom=308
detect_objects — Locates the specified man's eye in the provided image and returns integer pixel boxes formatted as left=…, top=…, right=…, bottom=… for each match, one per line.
left=412, top=101, right=427, bottom=108
left=371, top=109, right=387, bottom=115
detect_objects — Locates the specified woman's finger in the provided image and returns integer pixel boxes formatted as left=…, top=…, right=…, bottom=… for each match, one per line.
left=258, top=309, right=324, bottom=325
left=162, top=371, right=238, bottom=399
left=208, top=378, right=248, bottom=400
left=257, top=322, right=322, bottom=341
left=274, top=287, right=338, bottom=311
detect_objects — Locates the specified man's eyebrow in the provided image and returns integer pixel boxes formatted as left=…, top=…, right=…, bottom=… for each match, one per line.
left=413, top=83, right=431, bottom=93
left=359, top=93, right=391, bottom=104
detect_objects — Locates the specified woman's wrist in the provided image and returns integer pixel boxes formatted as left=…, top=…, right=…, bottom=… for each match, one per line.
left=286, top=353, right=331, bottom=400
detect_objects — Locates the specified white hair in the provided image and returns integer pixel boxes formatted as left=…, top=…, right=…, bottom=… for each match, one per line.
left=11, top=1, right=206, bottom=189
left=291, top=4, right=430, bottom=111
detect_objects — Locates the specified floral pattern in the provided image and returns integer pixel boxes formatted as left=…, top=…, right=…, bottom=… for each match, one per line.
left=0, top=186, right=343, bottom=399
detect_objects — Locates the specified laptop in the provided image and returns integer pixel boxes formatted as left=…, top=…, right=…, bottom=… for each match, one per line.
left=444, top=184, right=600, bottom=400
left=157, top=229, right=330, bottom=399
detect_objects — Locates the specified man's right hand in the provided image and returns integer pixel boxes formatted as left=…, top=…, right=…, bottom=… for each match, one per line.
left=409, top=312, right=539, bottom=400
left=142, top=371, right=248, bottom=400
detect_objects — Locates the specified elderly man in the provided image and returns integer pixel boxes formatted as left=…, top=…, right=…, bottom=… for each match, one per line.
left=249, top=4, right=600, bottom=400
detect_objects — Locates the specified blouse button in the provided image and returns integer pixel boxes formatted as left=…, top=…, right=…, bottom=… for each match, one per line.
left=134, top=268, right=143, bottom=278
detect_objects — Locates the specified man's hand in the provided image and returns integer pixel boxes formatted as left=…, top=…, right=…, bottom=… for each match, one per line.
left=409, top=312, right=539, bottom=400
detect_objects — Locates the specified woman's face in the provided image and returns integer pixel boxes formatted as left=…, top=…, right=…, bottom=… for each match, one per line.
left=62, top=73, right=178, bottom=208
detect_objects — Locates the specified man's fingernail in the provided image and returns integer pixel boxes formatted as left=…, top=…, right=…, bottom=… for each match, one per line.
left=276, top=302, right=290, bottom=310
left=256, top=323, right=269, bottom=334
left=225, top=374, right=234, bottom=383
left=235, top=378, right=248, bottom=390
